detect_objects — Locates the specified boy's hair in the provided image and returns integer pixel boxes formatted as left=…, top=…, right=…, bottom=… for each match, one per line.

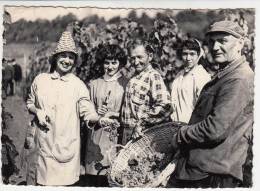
left=179, top=38, right=201, bottom=58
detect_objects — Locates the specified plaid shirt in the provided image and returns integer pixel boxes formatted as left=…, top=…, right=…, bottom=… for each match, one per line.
left=121, top=65, right=172, bottom=129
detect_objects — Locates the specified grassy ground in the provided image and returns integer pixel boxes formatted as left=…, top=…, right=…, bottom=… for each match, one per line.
left=2, top=90, right=31, bottom=184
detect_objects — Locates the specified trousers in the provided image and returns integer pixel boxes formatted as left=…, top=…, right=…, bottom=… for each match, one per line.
left=167, top=174, right=242, bottom=188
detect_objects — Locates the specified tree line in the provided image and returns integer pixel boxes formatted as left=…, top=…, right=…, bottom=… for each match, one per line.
left=5, top=9, right=255, bottom=44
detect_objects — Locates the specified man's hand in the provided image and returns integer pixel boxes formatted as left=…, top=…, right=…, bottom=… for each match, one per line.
left=132, top=125, right=144, bottom=139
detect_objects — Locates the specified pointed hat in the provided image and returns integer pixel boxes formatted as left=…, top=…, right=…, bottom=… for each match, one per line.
left=49, top=31, right=78, bottom=65
left=53, top=31, right=78, bottom=56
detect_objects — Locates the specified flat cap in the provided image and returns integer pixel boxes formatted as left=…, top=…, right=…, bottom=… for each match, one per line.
left=206, top=20, right=245, bottom=38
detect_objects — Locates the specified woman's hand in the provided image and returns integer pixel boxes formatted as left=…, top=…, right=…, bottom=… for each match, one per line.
left=104, top=111, right=119, bottom=119
left=97, top=105, right=108, bottom=116
left=36, top=109, right=49, bottom=127
left=98, top=117, right=115, bottom=128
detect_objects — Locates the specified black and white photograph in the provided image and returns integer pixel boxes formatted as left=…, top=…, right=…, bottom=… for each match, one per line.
left=1, top=1, right=259, bottom=189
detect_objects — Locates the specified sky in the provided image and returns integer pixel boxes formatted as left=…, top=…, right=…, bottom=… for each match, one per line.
left=5, top=6, right=162, bottom=23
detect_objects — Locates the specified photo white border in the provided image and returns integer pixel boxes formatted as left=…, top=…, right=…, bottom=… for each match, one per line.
left=0, top=1, right=259, bottom=191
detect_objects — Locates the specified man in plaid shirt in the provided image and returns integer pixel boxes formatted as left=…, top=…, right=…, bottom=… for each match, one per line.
left=121, top=40, right=172, bottom=144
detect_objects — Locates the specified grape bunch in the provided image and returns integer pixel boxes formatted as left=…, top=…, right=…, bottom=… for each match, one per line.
left=115, top=151, right=171, bottom=187
left=102, top=119, right=120, bottom=142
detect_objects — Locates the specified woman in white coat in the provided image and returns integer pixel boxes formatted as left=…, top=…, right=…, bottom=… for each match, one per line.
left=26, top=31, right=99, bottom=186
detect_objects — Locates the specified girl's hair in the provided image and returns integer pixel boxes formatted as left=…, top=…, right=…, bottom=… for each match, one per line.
left=96, top=44, right=127, bottom=67
left=178, top=38, right=201, bottom=59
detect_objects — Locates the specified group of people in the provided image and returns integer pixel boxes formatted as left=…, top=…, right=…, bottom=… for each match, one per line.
left=24, top=20, right=253, bottom=188
left=2, top=58, right=22, bottom=98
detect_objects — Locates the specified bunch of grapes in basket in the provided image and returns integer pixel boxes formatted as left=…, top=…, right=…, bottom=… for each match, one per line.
left=115, top=151, right=170, bottom=187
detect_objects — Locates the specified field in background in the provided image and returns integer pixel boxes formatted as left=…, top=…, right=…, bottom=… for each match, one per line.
left=3, top=43, right=54, bottom=78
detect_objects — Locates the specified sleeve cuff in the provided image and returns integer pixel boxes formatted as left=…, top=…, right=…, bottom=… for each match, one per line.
left=85, top=114, right=101, bottom=129
left=176, top=125, right=190, bottom=146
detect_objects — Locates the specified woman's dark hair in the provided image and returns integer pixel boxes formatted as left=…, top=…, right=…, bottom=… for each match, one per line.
left=96, top=44, right=127, bottom=68
left=177, top=38, right=201, bottom=59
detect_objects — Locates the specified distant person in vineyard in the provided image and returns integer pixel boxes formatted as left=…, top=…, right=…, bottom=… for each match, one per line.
left=12, top=59, right=23, bottom=83
left=2, top=58, right=8, bottom=99
left=2, top=58, right=15, bottom=96
left=84, top=44, right=128, bottom=187
left=8, top=58, right=23, bottom=95
left=25, top=31, right=101, bottom=186
left=170, top=38, right=211, bottom=123
left=121, top=39, right=172, bottom=144
left=169, top=20, right=254, bottom=188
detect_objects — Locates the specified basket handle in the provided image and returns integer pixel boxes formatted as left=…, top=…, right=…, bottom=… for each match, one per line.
left=106, top=144, right=126, bottom=166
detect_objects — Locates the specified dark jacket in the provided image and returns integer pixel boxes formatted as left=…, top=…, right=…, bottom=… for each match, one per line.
left=3, top=64, right=14, bottom=81
left=175, top=56, right=254, bottom=181
left=13, top=64, right=22, bottom=82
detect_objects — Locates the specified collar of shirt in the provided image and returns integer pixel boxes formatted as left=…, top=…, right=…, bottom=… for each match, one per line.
left=50, top=71, right=74, bottom=82
left=134, top=64, right=153, bottom=78
left=184, top=64, right=202, bottom=76
left=213, top=56, right=246, bottom=79
left=177, top=64, right=199, bottom=78
left=103, top=71, right=122, bottom=82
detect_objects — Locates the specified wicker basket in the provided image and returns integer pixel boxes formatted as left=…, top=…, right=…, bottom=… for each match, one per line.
left=108, top=121, right=184, bottom=187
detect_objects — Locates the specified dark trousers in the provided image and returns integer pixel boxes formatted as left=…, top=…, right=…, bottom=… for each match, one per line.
left=167, top=174, right=242, bottom=188
left=81, top=174, right=109, bottom=187
left=3, top=79, right=14, bottom=96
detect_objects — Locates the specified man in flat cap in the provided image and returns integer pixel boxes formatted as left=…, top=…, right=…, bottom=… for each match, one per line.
left=168, top=20, right=254, bottom=188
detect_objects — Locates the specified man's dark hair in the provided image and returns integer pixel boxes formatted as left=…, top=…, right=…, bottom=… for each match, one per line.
left=127, top=38, right=154, bottom=55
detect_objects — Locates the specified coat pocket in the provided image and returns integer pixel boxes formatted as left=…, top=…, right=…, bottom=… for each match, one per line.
left=51, top=138, right=77, bottom=163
